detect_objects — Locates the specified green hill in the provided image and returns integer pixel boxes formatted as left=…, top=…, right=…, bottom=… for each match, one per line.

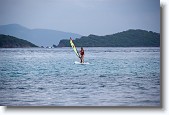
left=0, top=34, right=38, bottom=48
left=58, top=29, right=160, bottom=47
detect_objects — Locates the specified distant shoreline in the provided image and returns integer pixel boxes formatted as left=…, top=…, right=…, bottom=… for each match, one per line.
left=58, top=29, right=160, bottom=47
left=1, top=29, right=160, bottom=48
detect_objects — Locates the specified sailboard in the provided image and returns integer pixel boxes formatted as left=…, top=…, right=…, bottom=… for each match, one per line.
left=70, top=38, right=80, bottom=58
left=74, top=61, right=90, bottom=65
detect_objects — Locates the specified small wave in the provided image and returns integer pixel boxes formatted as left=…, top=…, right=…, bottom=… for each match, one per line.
left=99, top=75, right=107, bottom=77
left=138, top=86, right=148, bottom=90
left=137, top=100, right=160, bottom=104
left=72, top=82, right=79, bottom=85
left=0, top=87, right=6, bottom=90
left=125, top=96, right=135, bottom=99
left=37, top=87, right=45, bottom=90
left=71, top=82, right=86, bottom=85
left=100, top=84, right=106, bottom=87
left=81, top=96, right=88, bottom=98
left=62, top=87, right=70, bottom=90
left=77, top=87, right=86, bottom=89
left=0, top=68, right=7, bottom=71
left=17, top=87, right=26, bottom=90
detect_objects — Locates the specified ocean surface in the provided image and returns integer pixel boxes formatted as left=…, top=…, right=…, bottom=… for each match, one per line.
left=0, top=47, right=160, bottom=106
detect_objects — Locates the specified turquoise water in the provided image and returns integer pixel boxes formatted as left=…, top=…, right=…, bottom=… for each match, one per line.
left=0, top=47, right=160, bottom=106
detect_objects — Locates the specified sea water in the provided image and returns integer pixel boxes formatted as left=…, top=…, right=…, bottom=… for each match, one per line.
left=0, top=47, right=160, bottom=106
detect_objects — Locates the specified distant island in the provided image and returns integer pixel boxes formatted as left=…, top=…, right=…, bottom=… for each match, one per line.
left=0, top=24, right=82, bottom=47
left=0, top=34, right=38, bottom=48
left=0, top=29, right=160, bottom=48
left=58, top=29, right=160, bottom=47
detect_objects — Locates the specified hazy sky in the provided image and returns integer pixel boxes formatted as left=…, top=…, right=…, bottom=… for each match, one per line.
left=0, top=0, right=160, bottom=36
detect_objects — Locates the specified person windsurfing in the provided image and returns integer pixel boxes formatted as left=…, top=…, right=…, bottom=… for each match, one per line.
left=80, top=47, right=84, bottom=63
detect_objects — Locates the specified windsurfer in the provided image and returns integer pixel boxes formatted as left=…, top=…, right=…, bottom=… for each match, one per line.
left=80, top=47, right=84, bottom=63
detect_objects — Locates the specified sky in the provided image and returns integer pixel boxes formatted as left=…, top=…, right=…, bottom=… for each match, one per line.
left=0, top=0, right=160, bottom=36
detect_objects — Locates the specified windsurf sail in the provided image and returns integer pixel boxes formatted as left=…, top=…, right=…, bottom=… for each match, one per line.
left=70, top=37, right=80, bottom=58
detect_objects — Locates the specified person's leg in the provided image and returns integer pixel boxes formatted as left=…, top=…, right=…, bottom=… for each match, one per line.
left=82, top=55, right=84, bottom=63
left=80, top=57, right=82, bottom=63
